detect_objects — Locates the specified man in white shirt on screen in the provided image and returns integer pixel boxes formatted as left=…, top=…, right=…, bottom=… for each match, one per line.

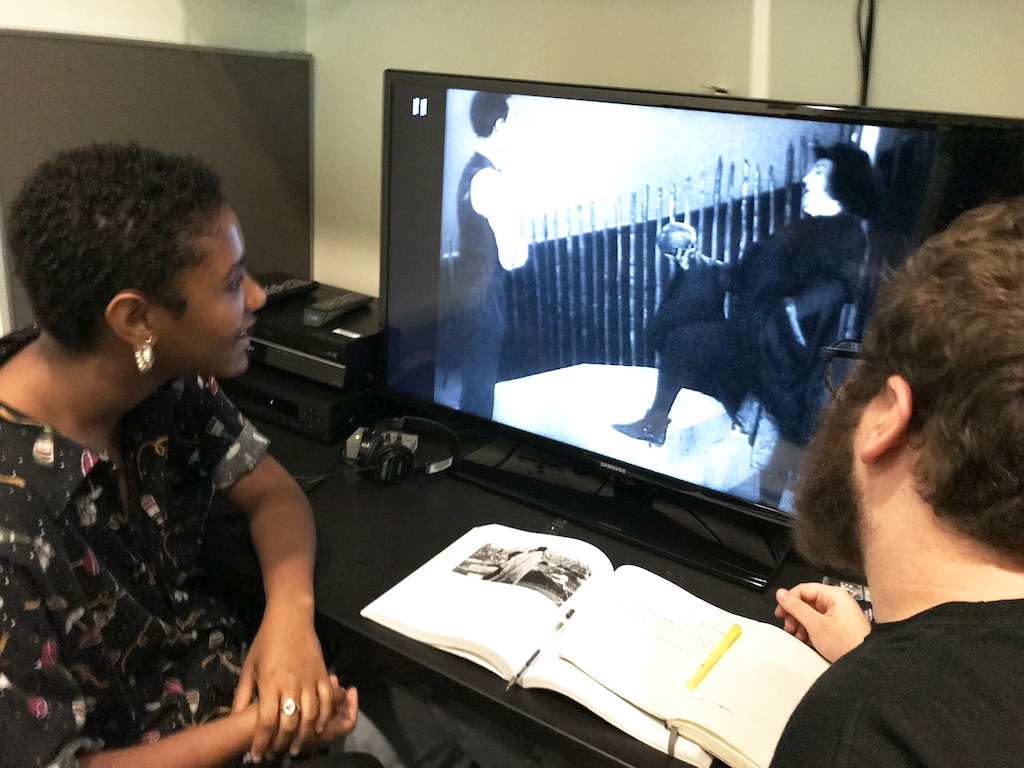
left=769, top=198, right=1024, bottom=767
left=452, top=91, right=529, bottom=420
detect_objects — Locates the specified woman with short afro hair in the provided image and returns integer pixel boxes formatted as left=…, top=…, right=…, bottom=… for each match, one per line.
left=0, top=143, right=382, bottom=768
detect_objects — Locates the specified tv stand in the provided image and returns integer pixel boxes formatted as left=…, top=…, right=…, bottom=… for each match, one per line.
left=454, top=437, right=791, bottom=590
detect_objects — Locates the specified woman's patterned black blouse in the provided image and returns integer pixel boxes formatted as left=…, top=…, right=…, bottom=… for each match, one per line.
left=0, top=356, right=269, bottom=767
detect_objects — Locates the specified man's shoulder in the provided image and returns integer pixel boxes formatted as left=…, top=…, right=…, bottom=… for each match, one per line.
left=771, top=603, right=1024, bottom=768
left=800, top=600, right=1024, bottom=701
left=788, top=637, right=890, bottom=710
left=771, top=640, right=922, bottom=768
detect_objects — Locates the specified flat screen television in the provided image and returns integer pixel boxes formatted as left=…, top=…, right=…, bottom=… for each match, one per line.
left=379, top=69, right=1024, bottom=587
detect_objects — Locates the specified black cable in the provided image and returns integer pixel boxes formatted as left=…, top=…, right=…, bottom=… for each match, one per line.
left=856, top=0, right=877, bottom=106
left=674, top=504, right=727, bottom=548
left=491, top=440, right=522, bottom=470
left=296, top=463, right=386, bottom=494
left=292, top=449, right=364, bottom=494
left=765, top=530, right=787, bottom=563
left=589, top=475, right=611, bottom=497
left=449, top=426, right=499, bottom=459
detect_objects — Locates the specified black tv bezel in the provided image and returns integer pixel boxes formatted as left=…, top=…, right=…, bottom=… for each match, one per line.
left=377, top=68, right=1024, bottom=536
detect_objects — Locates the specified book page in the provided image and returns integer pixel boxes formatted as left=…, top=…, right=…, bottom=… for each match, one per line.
left=556, top=565, right=829, bottom=768
left=665, top=620, right=829, bottom=768
left=523, top=649, right=713, bottom=768
left=361, top=524, right=614, bottom=679
left=556, top=565, right=740, bottom=719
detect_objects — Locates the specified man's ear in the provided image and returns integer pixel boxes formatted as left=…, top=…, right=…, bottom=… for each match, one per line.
left=104, top=290, right=155, bottom=347
left=859, top=375, right=914, bottom=464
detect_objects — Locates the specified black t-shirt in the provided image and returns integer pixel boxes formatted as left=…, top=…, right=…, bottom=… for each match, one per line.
left=770, top=598, right=1024, bottom=768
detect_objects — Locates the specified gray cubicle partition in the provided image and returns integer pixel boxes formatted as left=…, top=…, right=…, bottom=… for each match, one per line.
left=0, top=29, right=312, bottom=331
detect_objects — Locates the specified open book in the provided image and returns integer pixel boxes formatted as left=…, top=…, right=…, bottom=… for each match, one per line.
left=361, top=524, right=829, bottom=768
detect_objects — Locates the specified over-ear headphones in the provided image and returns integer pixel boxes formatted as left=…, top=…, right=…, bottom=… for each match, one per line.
left=347, top=416, right=460, bottom=485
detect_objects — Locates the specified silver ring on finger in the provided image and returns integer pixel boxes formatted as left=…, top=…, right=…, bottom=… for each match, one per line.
left=281, top=697, right=300, bottom=717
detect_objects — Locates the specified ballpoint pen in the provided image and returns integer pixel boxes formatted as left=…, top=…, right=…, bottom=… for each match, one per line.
left=506, top=608, right=576, bottom=691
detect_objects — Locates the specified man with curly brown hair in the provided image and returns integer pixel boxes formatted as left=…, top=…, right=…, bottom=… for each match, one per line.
left=770, top=197, right=1024, bottom=767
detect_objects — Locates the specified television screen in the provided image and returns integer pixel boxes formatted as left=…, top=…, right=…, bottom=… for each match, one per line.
left=381, top=70, right=1024, bottom=529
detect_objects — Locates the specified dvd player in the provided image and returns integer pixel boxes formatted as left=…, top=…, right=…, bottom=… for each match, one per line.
left=250, top=284, right=383, bottom=394
left=247, top=337, right=347, bottom=389
left=222, top=362, right=381, bottom=443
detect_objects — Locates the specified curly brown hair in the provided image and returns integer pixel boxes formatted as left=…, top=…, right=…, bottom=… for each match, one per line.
left=6, top=143, right=224, bottom=351
left=840, top=196, right=1024, bottom=561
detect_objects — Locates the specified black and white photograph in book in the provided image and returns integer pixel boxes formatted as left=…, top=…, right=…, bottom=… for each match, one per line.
left=453, top=543, right=592, bottom=606
left=434, top=86, right=937, bottom=513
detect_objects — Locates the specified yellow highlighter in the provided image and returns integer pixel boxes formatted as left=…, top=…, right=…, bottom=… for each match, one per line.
left=686, top=623, right=742, bottom=691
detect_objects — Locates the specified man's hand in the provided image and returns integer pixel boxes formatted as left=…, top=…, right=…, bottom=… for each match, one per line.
left=775, top=582, right=871, bottom=663
left=680, top=250, right=718, bottom=271
left=495, top=231, right=529, bottom=270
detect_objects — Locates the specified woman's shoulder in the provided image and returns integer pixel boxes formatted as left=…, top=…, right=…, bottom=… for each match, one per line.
left=128, top=372, right=249, bottom=450
left=0, top=419, right=61, bottom=544
left=133, top=373, right=226, bottom=414
left=122, top=373, right=222, bottom=445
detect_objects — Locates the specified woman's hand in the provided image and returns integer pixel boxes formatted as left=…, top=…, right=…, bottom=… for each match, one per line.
left=225, top=455, right=330, bottom=761
left=231, top=602, right=333, bottom=761
left=311, top=675, right=360, bottom=747
left=775, top=582, right=871, bottom=663
left=255, top=675, right=358, bottom=763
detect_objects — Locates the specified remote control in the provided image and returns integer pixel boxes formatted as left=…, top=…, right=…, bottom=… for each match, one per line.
left=823, top=576, right=874, bottom=622
left=256, top=272, right=319, bottom=305
left=302, top=290, right=373, bottom=327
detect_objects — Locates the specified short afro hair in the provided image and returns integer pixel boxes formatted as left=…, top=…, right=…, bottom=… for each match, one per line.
left=6, top=142, right=225, bottom=352
left=814, top=142, right=884, bottom=220
left=469, top=92, right=510, bottom=138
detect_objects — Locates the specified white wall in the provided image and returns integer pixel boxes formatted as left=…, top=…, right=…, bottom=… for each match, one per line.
left=0, top=0, right=187, bottom=43
left=768, top=0, right=861, bottom=106
left=305, top=0, right=755, bottom=297
left=870, top=0, right=1024, bottom=118
left=3, top=0, right=1023, bottom=317
left=0, top=0, right=306, bottom=332
left=308, top=0, right=1024, bottom=297
left=769, top=0, right=1024, bottom=118
left=0, top=0, right=305, bottom=50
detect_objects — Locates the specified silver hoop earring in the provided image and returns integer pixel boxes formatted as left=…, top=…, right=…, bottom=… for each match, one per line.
left=134, top=336, right=155, bottom=373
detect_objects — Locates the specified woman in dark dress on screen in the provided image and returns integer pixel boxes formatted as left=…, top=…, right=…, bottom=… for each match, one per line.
left=613, top=143, right=882, bottom=462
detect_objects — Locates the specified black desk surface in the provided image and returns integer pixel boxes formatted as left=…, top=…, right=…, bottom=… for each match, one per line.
left=259, top=420, right=821, bottom=768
